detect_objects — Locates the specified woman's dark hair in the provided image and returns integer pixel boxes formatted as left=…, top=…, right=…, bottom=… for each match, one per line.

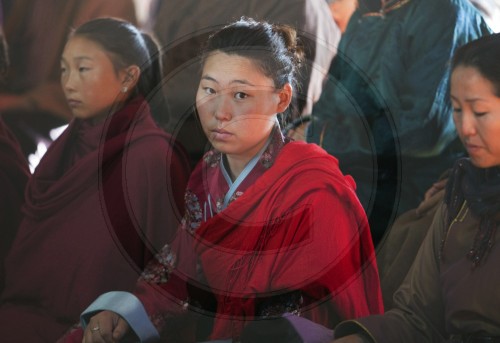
left=72, top=17, right=169, bottom=125
left=201, top=17, right=305, bottom=119
left=451, top=33, right=500, bottom=97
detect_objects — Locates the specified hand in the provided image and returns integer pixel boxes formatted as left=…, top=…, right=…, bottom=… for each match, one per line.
left=423, top=178, right=448, bottom=201
left=82, top=311, right=130, bottom=343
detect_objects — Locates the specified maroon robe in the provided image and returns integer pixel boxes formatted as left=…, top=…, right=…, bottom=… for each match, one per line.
left=0, top=117, right=30, bottom=290
left=0, top=97, right=190, bottom=342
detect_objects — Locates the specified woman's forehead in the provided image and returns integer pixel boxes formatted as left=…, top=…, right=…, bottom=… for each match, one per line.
left=62, top=36, right=109, bottom=61
left=202, top=51, right=274, bottom=87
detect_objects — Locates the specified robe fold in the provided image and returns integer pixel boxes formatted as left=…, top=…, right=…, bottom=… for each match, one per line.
left=0, top=117, right=30, bottom=290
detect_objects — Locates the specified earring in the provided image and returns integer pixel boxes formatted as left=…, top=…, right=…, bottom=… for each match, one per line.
left=121, top=86, right=128, bottom=93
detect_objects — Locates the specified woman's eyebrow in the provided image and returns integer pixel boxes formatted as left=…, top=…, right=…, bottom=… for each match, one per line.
left=201, top=75, right=257, bottom=87
left=230, top=79, right=256, bottom=87
left=201, top=75, right=218, bottom=83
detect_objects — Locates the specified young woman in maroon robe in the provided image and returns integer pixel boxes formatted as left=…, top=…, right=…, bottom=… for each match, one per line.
left=0, top=30, right=30, bottom=291
left=0, top=18, right=190, bottom=342
left=72, top=18, right=383, bottom=343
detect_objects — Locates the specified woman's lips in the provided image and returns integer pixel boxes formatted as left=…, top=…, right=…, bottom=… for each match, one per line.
left=211, top=128, right=233, bottom=140
left=67, top=99, right=82, bottom=108
left=465, top=143, right=482, bottom=154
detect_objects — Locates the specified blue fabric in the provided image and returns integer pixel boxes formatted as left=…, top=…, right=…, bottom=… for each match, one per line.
left=308, top=0, right=490, bottom=158
left=81, top=291, right=159, bottom=343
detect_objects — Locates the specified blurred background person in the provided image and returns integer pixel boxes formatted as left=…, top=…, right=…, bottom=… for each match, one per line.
left=326, top=0, right=358, bottom=33
left=307, top=0, right=491, bottom=245
left=0, top=11, right=30, bottom=292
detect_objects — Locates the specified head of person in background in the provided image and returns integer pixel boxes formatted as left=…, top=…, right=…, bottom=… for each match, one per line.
left=450, top=33, right=500, bottom=169
left=326, top=0, right=358, bottom=33
left=196, top=17, right=298, bottom=177
left=61, top=17, right=167, bottom=125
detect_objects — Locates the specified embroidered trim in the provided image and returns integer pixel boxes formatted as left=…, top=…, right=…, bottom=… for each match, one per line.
left=363, top=0, right=410, bottom=18
left=439, top=201, right=468, bottom=262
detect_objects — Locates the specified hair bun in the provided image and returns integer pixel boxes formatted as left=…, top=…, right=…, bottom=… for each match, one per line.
left=271, top=24, right=305, bottom=68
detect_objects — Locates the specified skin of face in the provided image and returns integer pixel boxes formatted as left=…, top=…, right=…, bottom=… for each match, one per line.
left=196, top=51, right=292, bottom=178
left=328, top=0, right=358, bottom=33
left=451, top=65, right=500, bottom=168
left=60, top=36, right=138, bottom=120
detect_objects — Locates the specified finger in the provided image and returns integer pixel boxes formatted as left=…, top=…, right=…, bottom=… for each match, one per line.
left=435, top=178, right=448, bottom=189
left=82, top=328, right=89, bottom=343
left=83, top=319, right=95, bottom=343
left=112, top=318, right=130, bottom=341
left=83, top=325, right=99, bottom=343
left=85, top=318, right=106, bottom=343
left=424, top=187, right=434, bottom=201
left=97, top=315, right=116, bottom=343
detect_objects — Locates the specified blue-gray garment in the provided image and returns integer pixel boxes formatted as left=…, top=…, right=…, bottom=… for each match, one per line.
left=308, top=0, right=490, bottom=158
left=307, top=0, right=491, bottom=239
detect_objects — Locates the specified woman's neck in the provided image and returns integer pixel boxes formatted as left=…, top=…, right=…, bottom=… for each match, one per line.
left=86, top=101, right=127, bottom=126
left=225, top=154, right=250, bottom=181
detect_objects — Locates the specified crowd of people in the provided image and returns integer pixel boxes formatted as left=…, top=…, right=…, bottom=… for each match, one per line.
left=0, top=0, right=499, bottom=342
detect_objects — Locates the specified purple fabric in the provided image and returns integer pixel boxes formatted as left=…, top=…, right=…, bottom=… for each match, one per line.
left=284, top=313, right=334, bottom=343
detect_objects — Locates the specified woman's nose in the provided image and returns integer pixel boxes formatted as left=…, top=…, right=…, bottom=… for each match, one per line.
left=459, top=112, right=477, bottom=137
left=213, top=94, right=232, bottom=121
left=62, top=70, right=75, bottom=91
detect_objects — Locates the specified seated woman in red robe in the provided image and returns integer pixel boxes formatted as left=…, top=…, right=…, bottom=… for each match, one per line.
left=71, top=18, right=383, bottom=343
left=0, top=18, right=190, bottom=342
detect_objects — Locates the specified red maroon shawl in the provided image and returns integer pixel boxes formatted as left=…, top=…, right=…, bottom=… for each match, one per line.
left=0, top=117, right=30, bottom=290
left=0, top=97, right=190, bottom=342
left=130, top=141, right=383, bottom=341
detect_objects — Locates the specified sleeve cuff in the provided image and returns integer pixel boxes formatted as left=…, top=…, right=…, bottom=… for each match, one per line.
left=81, top=291, right=160, bottom=343
left=334, top=320, right=376, bottom=343
left=283, top=313, right=334, bottom=343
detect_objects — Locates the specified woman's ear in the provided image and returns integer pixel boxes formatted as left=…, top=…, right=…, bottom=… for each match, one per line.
left=121, top=65, right=141, bottom=90
left=276, top=83, right=293, bottom=113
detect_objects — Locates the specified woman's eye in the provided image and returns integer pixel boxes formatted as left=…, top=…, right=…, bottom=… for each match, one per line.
left=234, top=92, right=248, bottom=100
left=474, top=111, right=487, bottom=117
left=79, top=67, right=90, bottom=72
left=60, top=67, right=66, bottom=74
left=203, top=87, right=215, bottom=95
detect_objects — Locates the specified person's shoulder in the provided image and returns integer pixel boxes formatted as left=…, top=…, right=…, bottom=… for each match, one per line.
left=283, top=141, right=339, bottom=164
left=279, top=142, right=351, bottom=184
left=124, top=129, right=182, bottom=164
